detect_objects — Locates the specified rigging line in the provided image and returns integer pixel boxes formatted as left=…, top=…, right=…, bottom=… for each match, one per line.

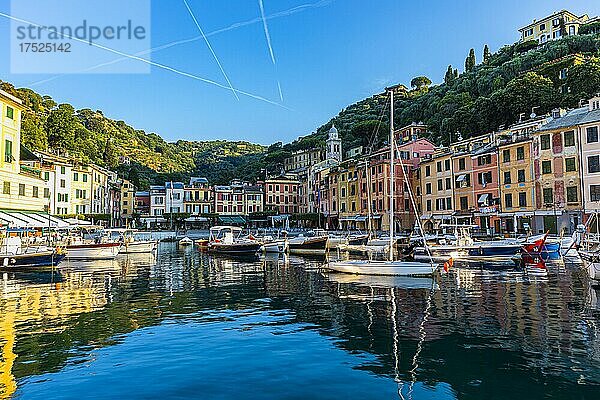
left=366, top=92, right=390, bottom=156
left=27, top=0, right=330, bottom=88
left=393, top=140, right=435, bottom=267
left=183, top=0, right=239, bottom=100
left=408, top=282, right=435, bottom=399
left=0, top=11, right=288, bottom=109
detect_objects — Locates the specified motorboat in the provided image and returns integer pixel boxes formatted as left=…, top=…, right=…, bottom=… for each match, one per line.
left=260, top=236, right=288, bottom=253
left=178, top=237, right=194, bottom=246
left=414, top=225, right=521, bottom=266
left=0, top=236, right=66, bottom=268
left=207, top=226, right=262, bottom=255
left=288, top=234, right=328, bottom=255
left=106, top=229, right=158, bottom=254
left=64, top=238, right=122, bottom=260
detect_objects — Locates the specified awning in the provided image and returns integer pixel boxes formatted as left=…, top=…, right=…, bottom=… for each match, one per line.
left=0, top=211, right=69, bottom=229
left=270, top=215, right=290, bottom=221
left=218, top=215, right=247, bottom=224
left=185, top=216, right=209, bottom=222
left=478, top=194, right=489, bottom=204
left=432, top=215, right=452, bottom=220
left=456, top=174, right=466, bottom=182
left=420, top=214, right=433, bottom=220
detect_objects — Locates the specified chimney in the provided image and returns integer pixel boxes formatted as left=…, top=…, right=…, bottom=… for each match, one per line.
left=552, top=108, right=566, bottom=118
left=589, top=94, right=600, bottom=111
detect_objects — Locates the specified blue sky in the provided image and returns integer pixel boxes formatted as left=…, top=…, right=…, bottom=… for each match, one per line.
left=1, top=0, right=599, bottom=145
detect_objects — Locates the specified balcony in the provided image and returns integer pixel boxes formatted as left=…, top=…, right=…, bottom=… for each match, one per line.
left=19, top=165, right=42, bottom=179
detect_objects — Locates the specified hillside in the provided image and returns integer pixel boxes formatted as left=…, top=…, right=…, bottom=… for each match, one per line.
left=3, top=32, right=600, bottom=187
left=293, top=33, right=600, bottom=151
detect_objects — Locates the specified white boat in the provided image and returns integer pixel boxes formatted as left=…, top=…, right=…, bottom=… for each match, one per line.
left=65, top=241, right=122, bottom=260
left=106, top=229, right=158, bottom=254
left=207, top=226, right=261, bottom=255
left=324, top=87, right=438, bottom=277
left=178, top=237, right=194, bottom=246
left=261, top=238, right=288, bottom=253
left=326, top=259, right=435, bottom=276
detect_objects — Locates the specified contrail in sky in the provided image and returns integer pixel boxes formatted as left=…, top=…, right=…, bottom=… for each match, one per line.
left=26, top=0, right=333, bottom=88
left=258, top=0, right=283, bottom=101
left=182, top=0, right=239, bottom=100
left=0, top=11, right=290, bottom=109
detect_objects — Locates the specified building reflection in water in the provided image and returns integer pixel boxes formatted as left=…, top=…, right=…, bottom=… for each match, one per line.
left=0, top=246, right=599, bottom=399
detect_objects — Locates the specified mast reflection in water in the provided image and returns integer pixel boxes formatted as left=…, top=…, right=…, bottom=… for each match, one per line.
left=1, top=243, right=599, bottom=399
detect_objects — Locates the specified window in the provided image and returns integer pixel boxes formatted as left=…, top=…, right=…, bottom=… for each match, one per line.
left=426, top=199, right=432, bottom=212
left=502, top=149, right=510, bottom=163
left=73, top=172, right=79, bottom=181
left=445, top=178, right=451, bottom=190
left=3, top=182, right=9, bottom=194
left=33, top=186, right=38, bottom=198
left=587, top=127, right=599, bottom=143
left=591, top=185, right=600, bottom=202
left=60, top=179, right=66, bottom=188
left=436, top=161, right=442, bottom=172
left=542, top=160, right=552, bottom=174
left=60, top=166, right=65, bottom=174
left=540, top=23, right=546, bottom=30
left=504, top=193, right=513, bottom=208
left=517, top=169, right=525, bottom=183
left=504, top=171, right=511, bottom=184
left=564, top=130, right=575, bottom=147
left=478, top=171, right=492, bottom=185
left=543, top=188, right=553, bottom=205
left=540, top=134, right=551, bottom=150
left=4, top=140, right=13, bottom=163
left=444, top=159, right=450, bottom=171
left=565, top=157, right=576, bottom=172
left=460, top=196, right=468, bottom=211
left=519, top=192, right=527, bottom=207
left=589, top=155, right=600, bottom=173
left=425, top=183, right=432, bottom=195
left=478, top=155, right=492, bottom=166
left=83, top=174, right=88, bottom=182
left=6, top=106, right=14, bottom=119
left=458, top=158, right=465, bottom=171
left=567, top=186, right=578, bottom=203
left=18, top=183, right=25, bottom=196
left=425, top=166, right=431, bottom=177
left=437, top=179, right=443, bottom=191
left=446, top=197, right=452, bottom=210
left=44, top=188, right=50, bottom=198
left=44, top=171, right=49, bottom=181
left=516, top=146, right=525, bottom=160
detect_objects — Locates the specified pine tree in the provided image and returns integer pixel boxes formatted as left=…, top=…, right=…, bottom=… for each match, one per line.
left=465, top=48, right=476, bottom=72
left=483, top=44, right=491, bottom=64
left=453, top=69, right=459, bottom=79
left=444, top=65, right=455, bottom=84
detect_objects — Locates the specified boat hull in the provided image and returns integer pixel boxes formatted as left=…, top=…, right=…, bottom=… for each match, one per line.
left=0, top=251, right=66, bottom=268
left=325, top=260, right=436, bottom=276
left=121, top=240, right=158, bottom=254
left=288, top=237, right=328, bottom=255
left=208, top=242, right=261, bottom=254
left=65, top=243, right=122, bottom=260
left=262, top=240, right=288, bottom=253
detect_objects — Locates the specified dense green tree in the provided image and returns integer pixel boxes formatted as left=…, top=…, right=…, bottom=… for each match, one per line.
left=565, top=59, right=600, bottom=102
left=45, top=104, right=77, bottom=150
left=483, top=44, right=491, bottom=64
left=410, top=76, right=432, bottom=90
left=444, top=65, right=455, bottom=85
left=465, top=48, right=476, bottom=72
left=501, top=72, right=554, bottom=120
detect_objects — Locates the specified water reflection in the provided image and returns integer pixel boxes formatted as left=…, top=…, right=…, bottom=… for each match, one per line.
left=0, top=243, right=599, bottom=399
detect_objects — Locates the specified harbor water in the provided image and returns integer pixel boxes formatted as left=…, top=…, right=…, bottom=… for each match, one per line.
left=1, top=243, right=599, bottom=399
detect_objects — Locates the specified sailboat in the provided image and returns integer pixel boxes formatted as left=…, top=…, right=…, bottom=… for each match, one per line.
left=325, top=86, right=438, bottom=276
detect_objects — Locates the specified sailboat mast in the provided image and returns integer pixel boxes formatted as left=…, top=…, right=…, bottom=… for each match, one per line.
left=389, top=88, right=395, bottom=262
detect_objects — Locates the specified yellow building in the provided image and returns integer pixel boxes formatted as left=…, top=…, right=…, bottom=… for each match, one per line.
left=497, top=118, right=548, bottom=233
left=0, top=90, right=47, bottom=213
left=519, top=10, right=590, bottom=43
left=70, top=164, right=91, bottom=215
left=121, top=179, right=136, bottom=221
